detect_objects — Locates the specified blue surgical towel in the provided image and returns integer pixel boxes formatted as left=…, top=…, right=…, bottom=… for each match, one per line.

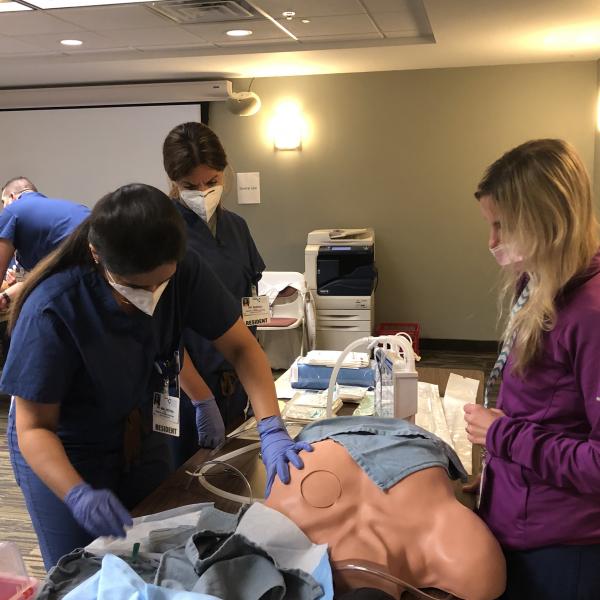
left=292, top=363, right=374, bottom=390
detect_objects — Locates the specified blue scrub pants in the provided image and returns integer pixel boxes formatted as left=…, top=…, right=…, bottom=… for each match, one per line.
left=500, top=544, right=600, bottom=599
left=7, top=407, right=174, bottom=570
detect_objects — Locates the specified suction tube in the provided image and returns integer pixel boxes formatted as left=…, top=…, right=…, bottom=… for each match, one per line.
left=326, top=334, right=417, bottom=417
left=186, top=442, right=261, bottom=504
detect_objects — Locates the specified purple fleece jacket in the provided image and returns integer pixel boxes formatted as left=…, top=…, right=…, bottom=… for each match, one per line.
left=479, top=250, right=600, bottom=550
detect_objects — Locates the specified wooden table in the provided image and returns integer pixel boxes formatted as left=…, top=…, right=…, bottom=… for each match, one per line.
left=133, top=366, right=483, bottom=517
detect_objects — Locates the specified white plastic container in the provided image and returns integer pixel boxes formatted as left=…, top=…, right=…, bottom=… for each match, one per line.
left=374, top=347, right=418, bottom=421
left=0, top=542, right=37, bottom=600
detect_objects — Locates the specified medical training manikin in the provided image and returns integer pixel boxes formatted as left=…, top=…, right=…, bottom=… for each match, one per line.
left=265, top=417, right=506, bottom=600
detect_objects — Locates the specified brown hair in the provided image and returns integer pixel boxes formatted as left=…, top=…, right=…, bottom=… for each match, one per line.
left=163, top=122, right=227, bottom=185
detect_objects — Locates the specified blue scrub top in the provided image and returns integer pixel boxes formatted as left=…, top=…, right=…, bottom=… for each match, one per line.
left=0, top=250, right=240, bottom=453
left=0, top=192, right=90, bottom=271
left=177, top=204, right=265, bottom=375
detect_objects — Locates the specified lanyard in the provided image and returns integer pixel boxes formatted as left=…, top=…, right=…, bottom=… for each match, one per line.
left=483, top=281, right=531, bottom=408
left=154, top=349, right=181, bottom=397
left=478, top=281, right=531, bottom=508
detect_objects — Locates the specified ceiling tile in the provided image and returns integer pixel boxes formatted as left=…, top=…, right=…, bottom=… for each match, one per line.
left=371, top=11, right=422, bottom=32
left=182, top=18, right=285, bottom=43
left=12, top=30, right=128, bottom=52
left=215, top=37, right=296, bottom=47
left=28, top=0, right=149, bottom=7
left=0, top=11, right=84, bottom=35
left=361, top=0, right=413, bottom=11
left=280, top=14, right=378, bottom=37
left=255, top=0, right=364, bottom=19
left=135, top=41, right=213, bottom=51
left=0, top=34, right=53, bottom=54
left=58, top=46, right=142, bottom=56
left=47, top=5, right=174, bottom=31
left=100, top=26, right=206, bottom=46
left=296, top=32, right=382, bottom=43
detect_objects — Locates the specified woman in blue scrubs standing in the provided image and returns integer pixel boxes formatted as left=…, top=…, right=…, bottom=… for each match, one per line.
left=162, top=122, right=266, bottom=464
left=0, top=183, right=310, bottom=569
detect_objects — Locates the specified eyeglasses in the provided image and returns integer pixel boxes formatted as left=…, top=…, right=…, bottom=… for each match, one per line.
left=332, top=561, right=454, bottom=600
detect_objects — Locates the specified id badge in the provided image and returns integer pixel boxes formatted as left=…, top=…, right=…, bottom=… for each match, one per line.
left=242, top=295, right=269, bottom=326
left=152, top=392, right=180, bottom=437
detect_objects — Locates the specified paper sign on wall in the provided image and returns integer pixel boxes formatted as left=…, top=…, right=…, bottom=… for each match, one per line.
left=237, top=172, right=261, bottom=204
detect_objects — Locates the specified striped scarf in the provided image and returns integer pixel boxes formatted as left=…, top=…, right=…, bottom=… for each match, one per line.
left=483, top=281, right=531, bottom=409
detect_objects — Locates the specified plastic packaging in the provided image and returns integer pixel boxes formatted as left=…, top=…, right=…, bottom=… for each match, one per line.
left=0, top=542, right=37, bottom=600
left=371, top=334, right=418, bottom=420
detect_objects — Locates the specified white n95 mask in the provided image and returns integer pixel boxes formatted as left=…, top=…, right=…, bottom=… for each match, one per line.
left=106, top=271, right=169, bottom=316
left=490, top=243, right=523, bottom=267
left=179, top=185, right=223, bottom=222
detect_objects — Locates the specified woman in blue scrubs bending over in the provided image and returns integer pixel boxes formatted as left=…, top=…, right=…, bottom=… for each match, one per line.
left=162, top=122, right=266, bottom=463
left=1, top=183, right=310, bottom=569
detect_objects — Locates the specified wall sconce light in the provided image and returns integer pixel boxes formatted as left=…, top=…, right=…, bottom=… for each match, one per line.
left=270, top=101, right=304, bottom=150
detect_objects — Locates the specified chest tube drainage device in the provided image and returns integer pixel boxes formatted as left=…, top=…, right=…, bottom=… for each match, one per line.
left=326, top=334, right=418, bottom=420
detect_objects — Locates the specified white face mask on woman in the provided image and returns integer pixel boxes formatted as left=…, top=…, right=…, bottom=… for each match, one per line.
left=489, top=243, right=523, bottom=267
left=105, top=270, right=169, bottom=316
left=179, top=185, right=223, bottom=222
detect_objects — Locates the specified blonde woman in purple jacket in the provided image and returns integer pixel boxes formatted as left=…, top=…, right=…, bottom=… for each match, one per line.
left=464, top=138, right=600, bottom=599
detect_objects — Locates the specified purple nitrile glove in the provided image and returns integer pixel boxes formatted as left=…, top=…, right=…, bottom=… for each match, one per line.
left=64, top=483, right=132, bottom=538
left=191, top=396, right=225, bottom=449
left=258, top=415, right=313, bottom=498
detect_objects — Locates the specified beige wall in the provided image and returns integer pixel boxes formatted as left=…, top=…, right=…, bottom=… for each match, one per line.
left=209, top=62, right=598, bottom=341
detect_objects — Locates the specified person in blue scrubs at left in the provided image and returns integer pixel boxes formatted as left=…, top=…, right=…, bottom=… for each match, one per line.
left=162, top=122, right=266, bottom=464
left=0, top=176, right=90, bottom=310
left=0, top=183, right=311, bottom=569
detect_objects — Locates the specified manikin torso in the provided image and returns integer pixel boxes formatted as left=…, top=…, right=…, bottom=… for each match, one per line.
left=265, top=439, right=506, bottom=600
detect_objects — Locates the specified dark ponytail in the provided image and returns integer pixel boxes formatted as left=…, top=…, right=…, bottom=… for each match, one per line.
left=10, top=183, right=187, bottom=331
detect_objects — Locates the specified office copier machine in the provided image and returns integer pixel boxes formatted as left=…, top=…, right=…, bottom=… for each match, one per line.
left=305, top=228, right=376, bottom=350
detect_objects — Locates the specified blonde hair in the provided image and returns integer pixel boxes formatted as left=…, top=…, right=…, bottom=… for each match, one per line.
left=475, top=139, right=599, bottom=374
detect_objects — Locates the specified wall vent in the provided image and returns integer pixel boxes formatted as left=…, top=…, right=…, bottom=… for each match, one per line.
left=147, top=0, right=259, bottom=24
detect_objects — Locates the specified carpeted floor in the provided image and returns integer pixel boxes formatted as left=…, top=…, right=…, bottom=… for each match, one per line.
left=0, top=348, right=496, bottom=582
left=0, top=396, right=45, bottom=580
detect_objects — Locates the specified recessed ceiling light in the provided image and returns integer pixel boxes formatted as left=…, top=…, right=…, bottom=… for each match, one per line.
left=226, top=29, right=253, bottom=37
left=282, top=11, right=295, bottom=17
left=301, top=19, right=310, bottom=24
left=60, top=39, right=83, bottom=46
left=0, top=2, right=32, bottom=11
